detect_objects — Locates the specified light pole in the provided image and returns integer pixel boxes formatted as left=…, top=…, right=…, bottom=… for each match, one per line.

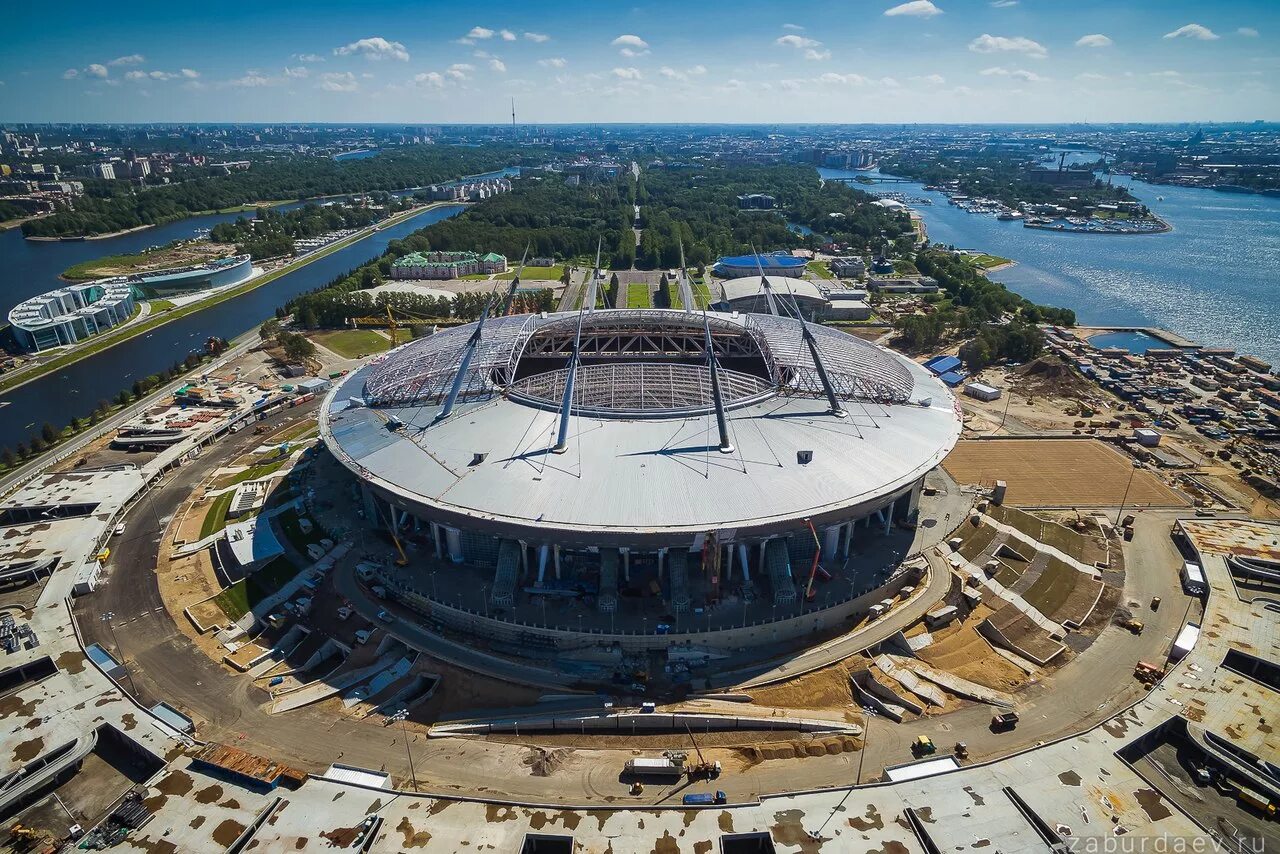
left=389, top=709, right=418, bottom=792
left=100, top=612, right=138, bottom=696
left=1115, top=463, right=1138, bottom=526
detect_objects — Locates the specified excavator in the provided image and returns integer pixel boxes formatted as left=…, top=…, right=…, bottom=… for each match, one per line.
left=684, top=724, right=722, bottom=781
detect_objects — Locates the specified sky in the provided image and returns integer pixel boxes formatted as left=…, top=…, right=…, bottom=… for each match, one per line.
left=0, top=0, right=1276, bottom=124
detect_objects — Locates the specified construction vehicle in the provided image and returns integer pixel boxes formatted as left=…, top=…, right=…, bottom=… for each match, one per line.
left=912, top=736, right=936, bottom=756
left=1237, top=786, right=1276, bottom=817
left=1134, top=661, right=1164, bottom=684
left=682, top=791, right=728, bottom=806
left=624, top=756, right=684, bottom=778
left=991, top=710, right=1019, bottom=731
left=954, top=742, right=969, bottom=759
left=1121, top=617, right=1145, bottom=634
left=802, top=519, right=823, bottom=602
left=684, top=723, right=722, bottom=780
left=1150, top=596, right=1161, bottom=611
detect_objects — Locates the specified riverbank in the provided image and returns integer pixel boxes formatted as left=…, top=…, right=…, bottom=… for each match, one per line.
left=0, top=202, right=448, bottom=396
left=23, top=202, right=295, bottom=243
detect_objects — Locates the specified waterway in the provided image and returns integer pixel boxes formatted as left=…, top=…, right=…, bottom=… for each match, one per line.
left=819, top=167, right=1280, bottom=366
left=0, top=203, right=466, bottom=450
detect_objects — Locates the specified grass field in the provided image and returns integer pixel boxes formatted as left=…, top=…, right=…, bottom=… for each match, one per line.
left=807, top=261, right=834, bottom=280
left=969, top=254, right=1012, bottom=270
left=147, top=299, right=177, bottom=312
left=691, top=281, right=712, bottom=309
left=893, top=259, right=919, bottom=276
left=214, top=459, right=286, bottom=490
left=312, top=328, right=391, bottom=359
left=212, top=555, right=301, bottom=621
left=498, top=265, right=564, bottom=281
left=200, top=492, right=235, bottom=540
left=944, top=439, right=1188, bottom=507
left=1021, top=557, right=1080, bottom=618
left=627, top=282, right=652, bottom=309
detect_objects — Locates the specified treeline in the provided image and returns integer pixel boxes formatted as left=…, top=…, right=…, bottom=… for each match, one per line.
left=881, top=153, right=1141, bottom=215
left=210, top=198, right=410, bottom=259
left=892, top=248, right=1075, bottom=368
left=21, top=146, right=525, bottom=238
left=634, top=165, right=913, bottom=269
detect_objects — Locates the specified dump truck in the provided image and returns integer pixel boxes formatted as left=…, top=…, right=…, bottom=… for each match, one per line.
left=991, top=710, right=1019, bottom=731
left=682, top=791, right=727, bottom=806
left=912, top=736, right=936, bottom=756
left=1121, top=617, right=1145, bottom=634
left=1237, top=787, right=1276, bottom=817
left=1134, top=661, right=1164, bottom=684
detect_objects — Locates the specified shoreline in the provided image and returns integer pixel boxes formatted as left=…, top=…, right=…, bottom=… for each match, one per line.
left=0, top=202, right=451, bottom=397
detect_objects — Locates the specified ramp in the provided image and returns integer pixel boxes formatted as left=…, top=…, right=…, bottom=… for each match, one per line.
left=883, top=653, right=1017, bottom=707
left=875, top=654, right=945, bottom=707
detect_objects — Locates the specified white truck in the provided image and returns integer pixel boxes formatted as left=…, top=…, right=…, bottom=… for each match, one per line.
left=624, top=756, right=684, bottom=777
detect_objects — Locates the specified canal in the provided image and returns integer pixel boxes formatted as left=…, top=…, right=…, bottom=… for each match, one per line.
left=0, top=203, right=466, bottom=450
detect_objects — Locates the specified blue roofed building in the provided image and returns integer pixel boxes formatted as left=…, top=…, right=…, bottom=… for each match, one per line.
left=923, top=355, right=962, bottom=376
left=713, top=252, right=807, bottom=279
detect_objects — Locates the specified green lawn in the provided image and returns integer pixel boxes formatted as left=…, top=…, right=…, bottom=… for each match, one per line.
left=955, top=520, right=999, bottom=563
left=312, top=328, right=391, bottom=359
left=147, top=299, right=177, bottom=312
left=892, top=259, right=919, bottom=276
left=214, top=459, right=286, bottom=490
left=212, top=555, right=302, bottom=621
left=275, top=507, right=329, bottom=555
left=499, top=265, right=564, bottom=281
left=1021, top=558, right=1080, bottom=619
left=200, top=492, right=235, bottom=540
left=627, top=283, right=652, bottom=309
left=807, top=261, right=834, bottom=280
left=459, top=272, right=494, bottom=280
left=691, top=282, right=712, bottom=309
left=969, top=253, right=1012, bottom=270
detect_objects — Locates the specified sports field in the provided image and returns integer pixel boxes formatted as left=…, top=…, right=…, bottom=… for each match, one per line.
left=943, top=439, right=1187, bottom=507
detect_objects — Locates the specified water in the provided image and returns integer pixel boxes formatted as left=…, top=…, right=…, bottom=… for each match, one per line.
left=1086, top=330, right=1168, bottom=354
left=0, top=204, right=466, bottom=450
left=333, top=148, right=380, bottom=161
left=821, top=167, right=1280, bottom=365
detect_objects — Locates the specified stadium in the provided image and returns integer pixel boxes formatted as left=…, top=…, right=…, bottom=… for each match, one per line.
left=319, top=288, right=961, bottom=660
left=712, top=251, right=808, bottom=279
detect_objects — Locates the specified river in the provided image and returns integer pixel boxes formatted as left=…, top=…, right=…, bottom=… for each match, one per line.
left=820, top=167, right=1280, bottom=366
left=0, top=203, right=466, bottom=450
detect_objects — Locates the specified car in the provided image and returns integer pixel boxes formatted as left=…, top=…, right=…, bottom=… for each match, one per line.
left=377, top=610, right=394, bottom=623
left=113, top=523, right=126, bottom=537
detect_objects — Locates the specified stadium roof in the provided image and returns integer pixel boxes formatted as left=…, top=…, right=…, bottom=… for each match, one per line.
left=321, top=309, right=961, bottom=541
left=716, top=253, right=806, bottom=269
left=717, top=275, right=827, bottom=306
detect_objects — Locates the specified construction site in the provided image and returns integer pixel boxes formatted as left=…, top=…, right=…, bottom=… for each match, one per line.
left=1, top=269, right=1278, bottom=851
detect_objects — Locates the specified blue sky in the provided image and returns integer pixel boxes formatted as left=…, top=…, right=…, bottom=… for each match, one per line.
left=1, top=0, right=1276, bottom=123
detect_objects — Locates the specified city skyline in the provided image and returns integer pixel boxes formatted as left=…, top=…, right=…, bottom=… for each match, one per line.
left=1, top=0, right=1276, bottom=124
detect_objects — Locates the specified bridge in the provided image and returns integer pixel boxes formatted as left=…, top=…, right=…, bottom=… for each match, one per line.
left=824, top=175, right=913, bottom=184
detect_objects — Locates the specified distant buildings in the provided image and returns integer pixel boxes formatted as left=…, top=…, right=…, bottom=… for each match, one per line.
left=390, top=251, right=508, bottom=280
left=829, top=257, right=866, bottom=279
left=737, top=193, right=776, bottom=210
left=867, top=275, right=939, bottom=295
left=1025, top=168, right=1095, bottom=188
left=424, top=177, right=512, bottom=202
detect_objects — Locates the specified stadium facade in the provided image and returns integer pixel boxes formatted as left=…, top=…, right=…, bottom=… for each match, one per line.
left=712, top=252, right=807, bottom=279
left=321, top=300, right=961, bottom=654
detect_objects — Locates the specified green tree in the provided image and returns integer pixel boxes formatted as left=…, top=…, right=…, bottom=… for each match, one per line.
left=280, top=332, right=317, bottom=362
left=0, top=447, right=14, bottom=469
left=40, top=422, right=58, bottom=444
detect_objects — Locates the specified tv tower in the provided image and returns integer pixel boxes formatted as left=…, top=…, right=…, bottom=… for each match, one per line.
left=511, top=97, right=517, bottom=139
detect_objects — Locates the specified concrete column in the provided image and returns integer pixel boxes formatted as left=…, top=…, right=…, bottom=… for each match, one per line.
left=622, top=548, right=631, bottom=582
left=725, top=543, right=735, bottom=581
left=758, top=538, right=770, bottom=577
left=884, top=499, right=896, bottom=535
left=360, top=484, right=378, bottom=522
left=519, top=541, right=529, bottom=577
left=737, top=543, right=750, bottom=582
left=537, top=544, right=549, bottom=585
left=553, top=544, right=562, bottom=580
left=908, top=480, right=923, bottom=517
left=823, top=526, right=840, bottom=562
left=445, top=527, right=463, bottom=563
left=657, top=548, right=666, bottom=579
left=431, top=522, right=443, bottom=560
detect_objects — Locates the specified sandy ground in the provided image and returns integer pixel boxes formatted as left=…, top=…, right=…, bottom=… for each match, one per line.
left=914, top=604, right=1029, bottom=693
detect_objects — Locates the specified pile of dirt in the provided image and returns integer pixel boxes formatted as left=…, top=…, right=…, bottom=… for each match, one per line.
left=737, top=735, right=860, bottom=764
left=747, top=662, right=856, bottom=711
left=1015, top=357, right=1095, bottom=397
left=523, top=746, right=571, bottom=777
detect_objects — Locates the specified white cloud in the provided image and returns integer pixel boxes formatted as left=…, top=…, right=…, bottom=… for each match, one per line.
left=489, top=58, right=506, bottom=72
left=319, top=71, right=359, bottom=91
left=539, top=57, right=568, bottom=69
left=1163, top=24, right=1219, bottom=41
left=883, top=1, right=943, bottom=19
left=1238, top=27, right=1259, bottom=37
left=776, top=34, right=820, bottom=49
left=334, top=37, right=409, bottom=61
left=611, top=35, right=649, bottom=55
left=980, top=66, right=1048, bottom=82
left=497, top=29, right=515, bottom=41
left=181, top=68, right=199, bottom=79
left=468, top=27, right=494, bottom=39
left=1076, top=72, right=1107, bottom=81
left=446, top=63, right=473, bottom=81
left=1149, top=70, right=1181, bottom=78
left=124, top=70, right=147, bottom=81
left=108, top=54, right=145, bottom=66
left=612, top=67, right=643, bottom=80
left=284, top=66, right=309, bottom=78
left=990, top=0, right=1017, bottom=5
left=229, top=74, right=271, bottom=87
left=912, top=73, right=946, bottom=85
left=968, top=34, right=1048, bottom=58
left=413, top=71, right=445, bottom=88
left=62, top=68, right=78, bottom=79
left=86, top=63, right=109, bottom=78
left=818, top=72, right=871, bottom=86
left=524, top=32, right=550, bottom=42
left=1075, top=33, right=1112, bottom=48
left=295, top=53, right=325, bottom=63
left=658, top=64, right=707, bottom=81
left=782, top=23, right=805, bottom=30
left=804, top=49, right=831, bottom=61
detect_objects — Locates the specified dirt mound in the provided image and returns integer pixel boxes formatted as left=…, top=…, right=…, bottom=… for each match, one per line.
left=737, top=736, right=860, bottom=764
left=523, top=746, right=571, bottom=777
left=1021, top=357, right=1070, bottom=379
